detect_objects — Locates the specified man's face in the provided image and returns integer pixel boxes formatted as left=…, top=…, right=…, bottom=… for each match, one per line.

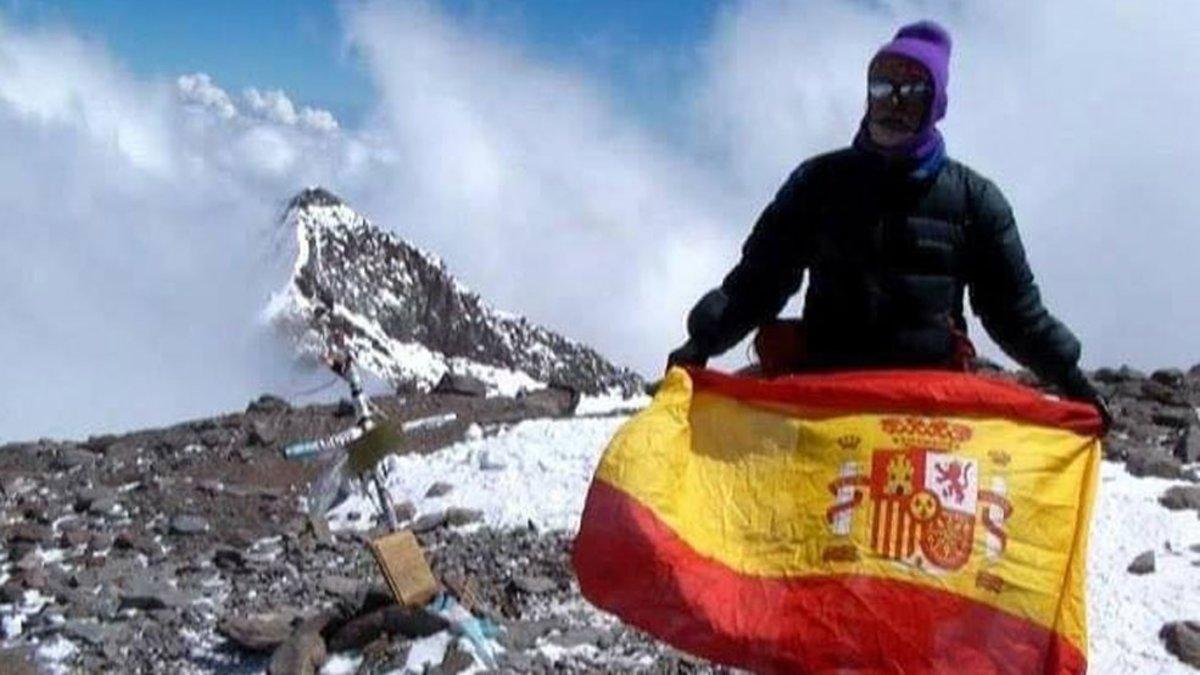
left=866, top=54, right=932, bottom=148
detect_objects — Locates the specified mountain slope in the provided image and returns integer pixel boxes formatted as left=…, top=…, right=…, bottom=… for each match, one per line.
left=266, top=187, right=644, bottom=397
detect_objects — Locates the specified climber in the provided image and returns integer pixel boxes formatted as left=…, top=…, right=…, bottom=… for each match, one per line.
left=667, top=20, right=1110, bottom=427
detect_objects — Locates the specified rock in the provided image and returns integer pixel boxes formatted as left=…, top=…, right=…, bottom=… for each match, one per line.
left=0, top=582, right=25, bottom=604
left=511, top=575, right=557, bottom=594
left=115, top=531, right=163, bottom=557
left=319, top=575, right=363, bottom=603
left=444, top=508, right=484, bottom=527
left=18, top=568, right=48, bottom=590
left=7, top=522, right=53, bottom=545
left=1151, top=368, right=1186, bottom=388
left=119, top=578, right=191, bottom=610
left=424, top=482, right=454, bottom=498
left=0, top=648, right=37, bottom=675
left=326, top=605, right=446, bottom=652
left=212, top=547, right=246, bottom=570
left=1160, top=621, right=1200, bottom=669
left=61, top=620, right=120, bottom=647
left=218, top=613, right=297, bottom=653
left=248, top=419, right=279, bottom=447
left=411, top=511, right=447, bottom=533
left=393, top=501, right=416, bottom=523
left=549, top=626, right=607, bottom=649
left=268, top=614, right=331, bottom=675
left=169, top=515, right=209, bottom=536
left=434, top=373, right=487, bottom=397
left=1117, top=365, right=1148, bottom=381
left=1127, top=550, right=1155, bottom=575
left=248, top=394, right=291, bottom=415
left=74, top=487, right=116, bottom=512
left=91, top=497, right=121, bottom=518
left=61, top=529, right=92, bottom=548
left=88, top=532, right=115, bottom=552
left=333, top=398, right=356, bottom=418
left=518, top=384, right=581, bottom=417
left=1126, top=447, right=1184, bottom=480
left=53, top=447, right=99, bottom=470
left=14, top=550, right=41, bottom=571
left=1175, top=425, right=1200, bottom=464
left=1153, top=410, right=1196, bottom=429
left=1142, top=380, right=1189, bottom=407
left=1160, top=486, right=1200, bottom=511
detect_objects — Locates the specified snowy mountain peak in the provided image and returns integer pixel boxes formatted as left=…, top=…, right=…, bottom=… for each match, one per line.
left=266, top=187, right=645, bottom=398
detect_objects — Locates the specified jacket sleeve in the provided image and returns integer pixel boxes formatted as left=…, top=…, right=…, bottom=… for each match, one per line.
left=685, top=165, right=812, bottom=357
left=966, top=177, right=1086, bottom=391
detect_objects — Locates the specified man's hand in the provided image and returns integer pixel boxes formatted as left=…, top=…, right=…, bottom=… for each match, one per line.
left=1060, top=368, right=1112, bottom=433
left=666, top=340, right=709, bottom=372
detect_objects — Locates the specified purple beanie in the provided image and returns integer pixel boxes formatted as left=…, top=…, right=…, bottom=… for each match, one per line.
left=855, top=20, right=952, bottom=163
left=873, top=20, right=952, bottom=126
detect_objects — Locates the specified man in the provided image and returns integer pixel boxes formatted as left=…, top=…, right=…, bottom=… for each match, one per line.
left=668, top=21, right=1109, bottom=424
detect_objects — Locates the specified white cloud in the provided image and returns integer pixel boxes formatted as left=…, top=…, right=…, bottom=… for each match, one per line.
left=177, top=73, right=237, bottom=119
left=1, top=1, right=1197, bottom=440
left=243, top=87, right=299, bottom=125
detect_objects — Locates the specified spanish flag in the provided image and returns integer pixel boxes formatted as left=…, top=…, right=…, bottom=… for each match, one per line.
left=573, top=367, right=1103, bottom=674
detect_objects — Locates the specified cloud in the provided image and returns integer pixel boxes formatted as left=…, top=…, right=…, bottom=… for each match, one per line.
left=177, top=73, right=237, bottom=119
left=1, top=1, right=1197, bottom=440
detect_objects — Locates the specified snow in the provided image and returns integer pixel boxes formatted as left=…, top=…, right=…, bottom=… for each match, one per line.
left=320, top=652, right=364, bottom=674
left=372, top=416, right=628, bottom=532
left=1088, top=463, right=1200, bottom=673
left=402, top=632, right=453, bottom=672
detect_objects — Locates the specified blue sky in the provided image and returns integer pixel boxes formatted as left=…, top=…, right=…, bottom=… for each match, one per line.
left=5, top=0, right=722, bottom=126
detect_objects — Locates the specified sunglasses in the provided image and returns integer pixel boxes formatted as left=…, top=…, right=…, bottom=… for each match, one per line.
left=868, top=79, right=931, bottom=101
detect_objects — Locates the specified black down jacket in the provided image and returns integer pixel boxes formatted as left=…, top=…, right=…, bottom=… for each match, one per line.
left=685, top=147, right=1090, bottom=394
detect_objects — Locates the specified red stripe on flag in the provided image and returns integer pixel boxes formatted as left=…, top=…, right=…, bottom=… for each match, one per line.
left=574, top=479, right=1086, bottom=675
left=685, top=368, right=1103, bottom=436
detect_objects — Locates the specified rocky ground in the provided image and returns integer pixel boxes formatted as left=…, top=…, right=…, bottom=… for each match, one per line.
left=0, top=365, right=1198, bottom=673
left=0, top=381, right=718, bottom=674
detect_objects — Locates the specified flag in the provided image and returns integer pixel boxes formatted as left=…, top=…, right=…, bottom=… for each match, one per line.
left=573, top=367, right=1103, bottom=674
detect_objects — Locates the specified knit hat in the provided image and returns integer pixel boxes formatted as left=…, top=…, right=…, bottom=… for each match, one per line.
left=873, top=20, right=952, bottom=126
left=854, top=20, right=952, bottom=167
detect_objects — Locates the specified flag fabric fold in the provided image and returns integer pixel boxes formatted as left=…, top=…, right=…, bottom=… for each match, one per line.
left=573, top=367, right=1102, bottom=674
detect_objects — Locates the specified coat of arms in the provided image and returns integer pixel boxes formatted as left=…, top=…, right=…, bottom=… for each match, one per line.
left=825, top=418, right=1013, bottom=576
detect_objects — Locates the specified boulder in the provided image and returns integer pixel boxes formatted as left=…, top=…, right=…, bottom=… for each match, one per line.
left=1151, top=368, right=1186, bottom=388
left=325, top=605, right=446, bottom=652
left=267, top=614, right=331, bottom=675
left=518, top=384, right=581, bottom=417
left=248, top=419, right=279, bottom=447
left=6, top=522, right=52, bottom=545
left=1152, top=410, right=1195, bottom=430
left=424, top=482, right=454, bottom=498
left=218, top=613, right=297, bottom=653
left=444, top=507, right=484, bottom=528
left=1160, top=621, right=1200, bottom=669
left=247, top=394, right=292, bottom=415
left=1159, top=486, right=1200, bottom=511
left=1127, top=550, right=1155, bottom=575
left=1174, top=425, right=1200, bottom=464
left=1126, top=447, right=1183, bottom=480
left=1142, top=380, right=1189, bottom=407
left=434, top=373, right=487, bottom=398
left=169, top=515, right=209, bottom=536
left=53, top=446, right=99, bottom=470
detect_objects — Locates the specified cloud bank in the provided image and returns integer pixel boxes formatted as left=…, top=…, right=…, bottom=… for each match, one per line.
left=1, top=1, right=1197, bottom=439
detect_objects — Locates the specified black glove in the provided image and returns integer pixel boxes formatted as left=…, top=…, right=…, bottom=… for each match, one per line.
left=666, top=339, right=709, bottom=372
left=1058, top=368, right=1112, bottom=433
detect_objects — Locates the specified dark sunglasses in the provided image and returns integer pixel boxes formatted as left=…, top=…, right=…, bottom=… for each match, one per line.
left=868, top=79, right=931, bottom=101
